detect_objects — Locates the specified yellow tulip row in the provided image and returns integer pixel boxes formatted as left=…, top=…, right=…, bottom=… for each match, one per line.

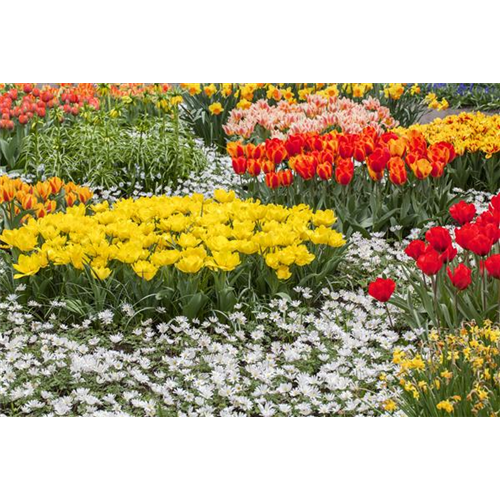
left=0, top=189, right=346, bottom=282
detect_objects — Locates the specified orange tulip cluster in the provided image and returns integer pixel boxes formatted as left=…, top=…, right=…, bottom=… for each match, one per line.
left=0, top=176, right=93, bottom=221
left=227, top=127, right=456, bottom=189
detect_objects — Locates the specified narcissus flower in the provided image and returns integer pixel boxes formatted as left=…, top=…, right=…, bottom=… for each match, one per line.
left=447, top=264, right=472, bottom=290
left=368, top=278, right=396, bottom=302
left=208, top=102, right=223, bottom=115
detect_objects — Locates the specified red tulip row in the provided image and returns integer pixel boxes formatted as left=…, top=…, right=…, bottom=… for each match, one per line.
left=227, top=128, right=456, bottom=188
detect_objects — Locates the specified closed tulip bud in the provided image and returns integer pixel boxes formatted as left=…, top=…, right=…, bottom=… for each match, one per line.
left=246, top=143, right=263, bottom=160
left=447, top=264, right=472, bottom=290
left=1, top=185, right=15, bottom=202
left=295, top=156, right=316, bottom=180
left=285, top=137, right=303, bottom=157
left=440, top=244, right=457, bottom=263
left=367, top=165, right=383, bottom=182
left=45, top=200, right=57, bottom=213
left=387, top=156, right=407, bottom=185
left=353, top=143, right=367, bottom=162
left=77, top=187, right=93, bottom=204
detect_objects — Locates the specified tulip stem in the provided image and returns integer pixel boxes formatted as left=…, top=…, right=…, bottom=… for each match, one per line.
left=385, top=303, right=395, bottom=330
left=498, top=279, right=500, bottom=324
left=432, top=275, right=440, bottom=332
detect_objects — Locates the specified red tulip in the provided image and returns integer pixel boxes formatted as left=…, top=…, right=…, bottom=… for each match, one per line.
left=367, top=147, right=390, bottom=173
left=368, top=278, right=396, bottom=302
left=294, top=156, right=317, bottom=180
left=405, top=240, right=427, bottom=260
left=232, top=157, right=247, bottom=175
left=335, top=158, right=354, bottom=185
left=440, top=245, right=457, bottom=263
left=338, top=137, right=353, bottom=159
left=468, top=234, right=493, bottom=257
left=417, top=249, right=443, bottom=276
left=425, top=227, right=452, bottom=252
left=449, top=201, right=476, bottom=225
left=485, top=254, right=500, bottom=279
left=447, top=264, right=472, bottom=290
left=454, top=223, right=478, bottom=250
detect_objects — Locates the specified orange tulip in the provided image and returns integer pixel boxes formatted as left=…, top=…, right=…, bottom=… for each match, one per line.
left=317, top=163, right=333, bottom=181
left=388, top=138, right=407, bottom=157
left=227, top=141, right=245, bottom=158
left=35, top=181, right=51, bottom=201
left=49, top=177, right=64, bottom=194
left=388, top=157, right=407, bottom=185
left=77, top=187, right=93, bottom=204
left=265, top=172, right=280, bottom=189
left=65, top=192, right=77, bottom=207
left=21, top=194, right=36, bottom=210
left=410, top=158, right=432, bottom=180
left=278, top=170, right=293, bottom=186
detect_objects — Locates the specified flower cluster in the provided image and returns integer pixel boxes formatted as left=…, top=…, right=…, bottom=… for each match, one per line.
left=0, top=175, right=93, bottom=225
left=227, top=128, right=456, bottom=188
left=404, top=195, right=500, bottom=285
left=1, top=189, right=345, bottom=282
left=396, top=112, right=500, bottom=158
left=0, top=83, right=175, bottom=130
left=394, top=322, right=500, bottom=416
left=223, top=94, right=396, bottom=140
left=0, top=84, right=100, bottom=128
left=0, top=286, right=401, bottom=417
